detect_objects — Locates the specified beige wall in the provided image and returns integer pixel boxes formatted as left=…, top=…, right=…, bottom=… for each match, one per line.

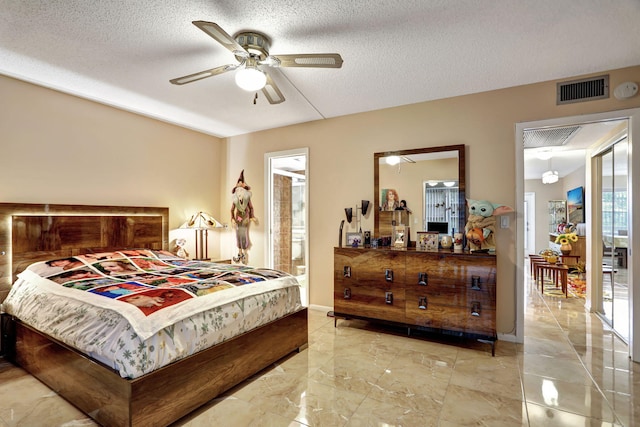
left=3, top=65, right=640, bottom=336
left=525, top=178, right=566, bottom=253
left=223, top=65, right=640, bottom=336
left=0, top=75, right=225, bottom=259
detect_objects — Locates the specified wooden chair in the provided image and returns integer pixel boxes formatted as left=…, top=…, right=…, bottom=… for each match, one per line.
left=603, top=242, right=624, bottom=267
left=602, top=265, right=618, bottom=283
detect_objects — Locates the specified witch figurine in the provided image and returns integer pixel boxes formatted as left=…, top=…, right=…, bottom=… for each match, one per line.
left=230, top=170, right=258, bottom=264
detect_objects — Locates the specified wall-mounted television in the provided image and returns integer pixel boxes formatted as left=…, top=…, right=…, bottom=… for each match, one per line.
left=567, top=186, right=584, bottom=224
left=427, top=221, right=449, bottom=234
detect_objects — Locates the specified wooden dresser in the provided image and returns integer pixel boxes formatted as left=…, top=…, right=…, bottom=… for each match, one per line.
left=334, top=247, right=497, bottom=354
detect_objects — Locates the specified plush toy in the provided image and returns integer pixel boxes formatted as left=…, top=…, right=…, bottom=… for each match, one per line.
left=464, top=199, right=514, bottom=252
left=174, top=238, right=189, bottom=259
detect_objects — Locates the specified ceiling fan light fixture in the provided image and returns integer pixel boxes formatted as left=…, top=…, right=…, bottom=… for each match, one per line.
left=386, top=156, right=401, bottom=165
left=235, top=67, right=267, bottom=91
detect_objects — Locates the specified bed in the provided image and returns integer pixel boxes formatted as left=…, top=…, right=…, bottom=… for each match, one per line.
left=0, top=203, right=308, bottom=427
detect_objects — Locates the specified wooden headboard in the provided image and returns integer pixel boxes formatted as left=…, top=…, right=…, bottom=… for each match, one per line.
left=0, top=203, right=169, bottom=303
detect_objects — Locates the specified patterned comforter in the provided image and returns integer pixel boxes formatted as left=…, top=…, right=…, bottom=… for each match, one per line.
left=2, top=249, right=302, bottom=378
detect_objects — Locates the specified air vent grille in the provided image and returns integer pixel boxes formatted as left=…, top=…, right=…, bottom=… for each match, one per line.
left=557, top=75, right=609, bottom=105
left=523, top=126, right=580, bottom=148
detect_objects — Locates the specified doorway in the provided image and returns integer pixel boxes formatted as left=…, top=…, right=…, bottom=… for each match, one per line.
left=515, top=108, right=639, bottom=360
left=265, top=148, right=309, bottom=306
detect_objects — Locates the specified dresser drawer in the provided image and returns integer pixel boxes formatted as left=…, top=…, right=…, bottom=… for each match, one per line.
left=405, top=298, right=495, bottom=335
left=335, top=248, right=405, bottom=286
left=405, top=301, right=463, bottom=332
left=406, top=253, right=496, bottom=289
left=465, top=301, right=496, bottom=336
left=334, top=281, right=406, bottom=323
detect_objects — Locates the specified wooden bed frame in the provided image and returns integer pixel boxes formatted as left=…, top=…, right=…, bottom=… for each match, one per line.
left=0, top=203, right=308, bottom=426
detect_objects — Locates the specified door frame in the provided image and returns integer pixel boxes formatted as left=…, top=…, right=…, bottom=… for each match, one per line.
left=264, top=147, right=310, bottom=306
left=515, top=108, right=640, bottom=360
left=524, top=192, right=536, bottom=257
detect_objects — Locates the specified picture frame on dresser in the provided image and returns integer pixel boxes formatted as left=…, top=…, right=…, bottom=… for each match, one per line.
left=417, top=231, right=439, bottom=251
left=393, top=224, right=409, bottom=248
left=416, top=231, right=429, bottom=250
left=346, top=232, right=363, bottom=247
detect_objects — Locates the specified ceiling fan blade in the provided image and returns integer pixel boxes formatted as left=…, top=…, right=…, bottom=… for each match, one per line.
left=192, top=21, right=248, bottom=58
left=267, top=53, right=343, bottom=68
left=170, top=64, right=238, bottom=85
left=261, top=72, right=285, bottom=104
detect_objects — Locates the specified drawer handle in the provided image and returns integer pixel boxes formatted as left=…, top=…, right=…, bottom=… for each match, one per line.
left=418, top=296, right=427, bottom=310
left=343, top=266, right=351, bottom=278
left=471, top=301, right=481, bottom=316
left=418, top=272, right=427, bottom=286
left=343, top=287, right=351, bottom=299
left=471, top=275, right=481, bottom=290
left=385, top=291, right=393, bottom=304
left=385, top=269, right=394, bottom=282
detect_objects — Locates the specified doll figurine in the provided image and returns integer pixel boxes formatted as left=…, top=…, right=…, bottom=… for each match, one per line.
left=230, top=170, right=258, bottom=264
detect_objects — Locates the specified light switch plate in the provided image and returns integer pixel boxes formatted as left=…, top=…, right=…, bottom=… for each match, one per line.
left=500, top=215, right=509, bottom=229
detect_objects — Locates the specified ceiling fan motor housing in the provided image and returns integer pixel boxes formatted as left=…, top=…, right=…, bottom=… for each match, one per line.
left=234, top=32, right=270, bottom=60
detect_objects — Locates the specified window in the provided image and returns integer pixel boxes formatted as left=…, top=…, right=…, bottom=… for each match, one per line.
left=602, top=190, right=628, bottom=233
left=423, top=184, right=460, bottom=234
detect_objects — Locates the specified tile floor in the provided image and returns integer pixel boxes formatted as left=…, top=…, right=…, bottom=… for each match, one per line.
left=1, top=272, right=638, bottom=426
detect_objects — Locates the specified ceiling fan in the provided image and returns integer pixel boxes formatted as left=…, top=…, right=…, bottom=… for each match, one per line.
left=170, top=21, right=344, bottom=104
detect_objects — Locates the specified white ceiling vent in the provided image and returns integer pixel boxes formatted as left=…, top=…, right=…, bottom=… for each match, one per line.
left=523, top=126, right=581, bottom=149
left=557, top=75, right=609, bottom=105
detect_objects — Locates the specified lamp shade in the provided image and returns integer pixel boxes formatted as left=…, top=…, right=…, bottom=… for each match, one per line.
left=235, top=67, right=267, bottom=91
left=180, top=211, right=224, bottom=230
left=179, top=211, right=223, bottom=261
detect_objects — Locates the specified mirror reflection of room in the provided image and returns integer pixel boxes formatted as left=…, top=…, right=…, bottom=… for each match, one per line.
left=376, top=148, right=462, bottom=242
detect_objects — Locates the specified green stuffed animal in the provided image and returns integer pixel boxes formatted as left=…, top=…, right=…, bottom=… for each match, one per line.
left=464, top=199, right=513, bottom=252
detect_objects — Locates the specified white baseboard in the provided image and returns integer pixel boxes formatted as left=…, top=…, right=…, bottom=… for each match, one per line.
left=308, top=304, right=333, bottom=313
left=497, top=332, right=522, bottom=343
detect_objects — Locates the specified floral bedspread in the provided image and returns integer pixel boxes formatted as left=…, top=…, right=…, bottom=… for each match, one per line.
left=2, top=250, right=302, bottom=378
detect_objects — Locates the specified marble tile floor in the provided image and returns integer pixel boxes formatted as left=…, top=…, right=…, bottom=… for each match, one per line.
left=1, top=277, right=639, bottom=426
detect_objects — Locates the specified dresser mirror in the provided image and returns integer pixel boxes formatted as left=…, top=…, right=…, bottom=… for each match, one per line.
left=374, top=144, right=466, bottom=242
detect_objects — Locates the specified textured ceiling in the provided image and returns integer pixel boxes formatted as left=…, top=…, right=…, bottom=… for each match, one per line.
left=1, top=1, right=640, bottom=139
left=523, top=120, right=627, bottom=180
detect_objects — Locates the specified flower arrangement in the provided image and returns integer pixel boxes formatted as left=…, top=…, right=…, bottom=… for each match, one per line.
left=555, top=232, right=579, bottom=245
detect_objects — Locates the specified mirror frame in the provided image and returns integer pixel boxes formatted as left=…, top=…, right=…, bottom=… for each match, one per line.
left=374, top=144, right=466, bottom=238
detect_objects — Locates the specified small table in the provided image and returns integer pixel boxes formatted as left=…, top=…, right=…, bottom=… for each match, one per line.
left=529, top=255, right=547, bottom=280
left=536, top=263, right=569, bottom=298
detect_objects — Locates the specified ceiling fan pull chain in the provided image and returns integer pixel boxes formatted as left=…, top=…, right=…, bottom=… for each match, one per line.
left=253, top=92, right=258, bottom=104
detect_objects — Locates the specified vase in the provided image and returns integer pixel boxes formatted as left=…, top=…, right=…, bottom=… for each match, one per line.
left=560, top=243, right=572, bottom=256
left=453, top=232, right=464, bottom=252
